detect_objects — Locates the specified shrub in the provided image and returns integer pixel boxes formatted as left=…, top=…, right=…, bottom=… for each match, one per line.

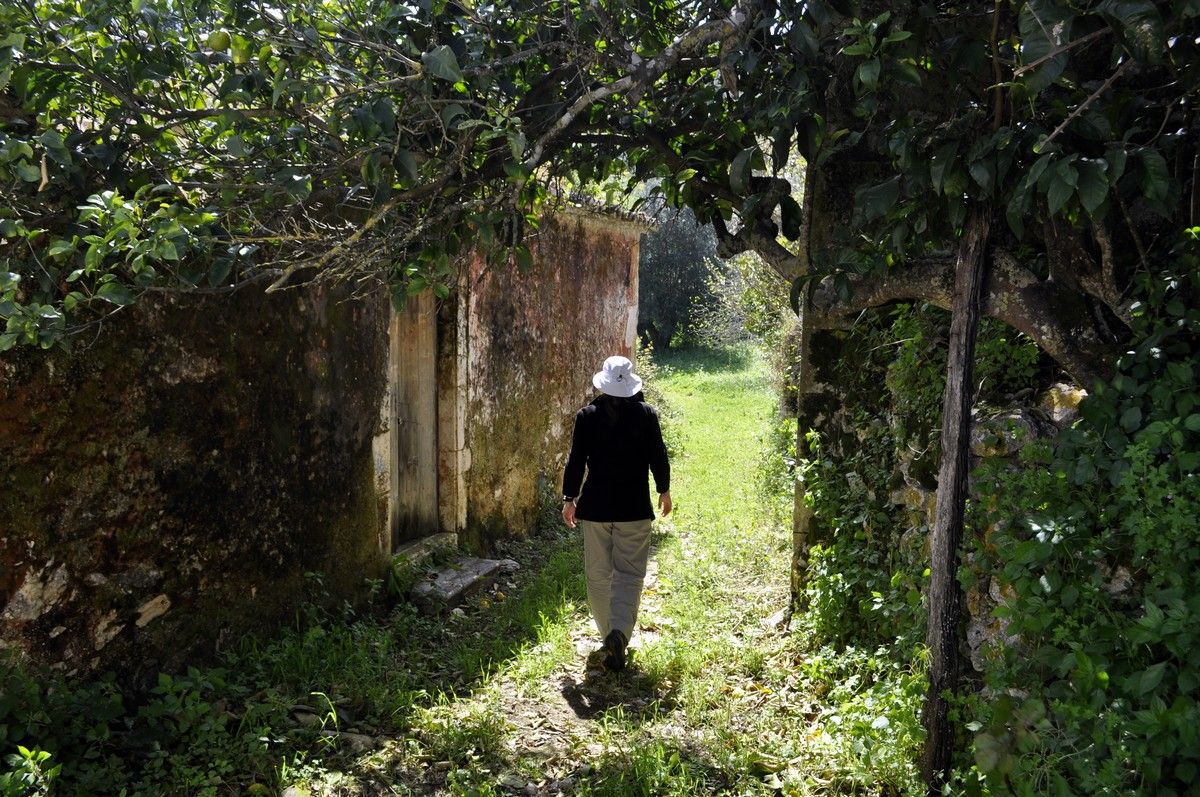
left=637, top=207, right=719, bottom=349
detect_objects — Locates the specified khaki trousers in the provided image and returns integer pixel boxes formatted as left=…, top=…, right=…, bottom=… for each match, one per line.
left=580, top=518, right=653, bottom=640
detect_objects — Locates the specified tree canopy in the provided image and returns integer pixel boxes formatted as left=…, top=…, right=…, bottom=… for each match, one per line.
left=2, top=0, right=1198, bottom=384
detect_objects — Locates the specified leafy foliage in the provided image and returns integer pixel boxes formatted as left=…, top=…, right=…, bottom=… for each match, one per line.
left=968, top=252, right=1200, bottom=795
left=691, top=250, right=792, bottom=352
left=0, top=0, right=598, bottom=348
left=4, top=0, right=1196, bottom=376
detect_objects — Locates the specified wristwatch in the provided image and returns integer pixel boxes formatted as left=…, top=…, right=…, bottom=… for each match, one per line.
left=562, top=496, right=575, bottom=504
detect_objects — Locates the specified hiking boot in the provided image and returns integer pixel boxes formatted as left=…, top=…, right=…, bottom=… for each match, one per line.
left=602, top=629, right=627, bottom=671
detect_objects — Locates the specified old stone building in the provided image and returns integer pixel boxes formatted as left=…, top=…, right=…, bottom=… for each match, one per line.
left=0, top=203, right=646, bottom=676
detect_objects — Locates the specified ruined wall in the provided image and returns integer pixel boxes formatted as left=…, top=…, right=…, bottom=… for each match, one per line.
left=0, top=286, right=390, bottom=677
left=464, top=209, right=641, bottom=546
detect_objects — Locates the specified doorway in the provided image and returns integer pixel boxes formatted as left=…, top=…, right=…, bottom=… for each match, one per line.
left=387, top=284, right=469, bottom=552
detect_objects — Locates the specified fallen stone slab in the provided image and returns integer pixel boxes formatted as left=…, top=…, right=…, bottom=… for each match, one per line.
left=411, top=556, right=506, bottom=615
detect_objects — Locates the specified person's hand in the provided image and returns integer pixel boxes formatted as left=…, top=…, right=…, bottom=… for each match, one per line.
left=658, top=491, right=672, bottom=517
left=562, top=500, right=577, bottom=529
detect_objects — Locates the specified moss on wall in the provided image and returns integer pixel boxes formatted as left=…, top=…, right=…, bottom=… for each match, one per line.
left=464, top=212, right=641, bottom=547
left=0, top=285, right=389, bottom=678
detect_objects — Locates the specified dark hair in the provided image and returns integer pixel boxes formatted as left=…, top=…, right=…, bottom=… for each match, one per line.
left=598, top=392, right=638, bottom=427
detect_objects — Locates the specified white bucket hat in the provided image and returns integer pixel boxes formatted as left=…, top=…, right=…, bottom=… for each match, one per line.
left=592, top=355, right=643, bottom=398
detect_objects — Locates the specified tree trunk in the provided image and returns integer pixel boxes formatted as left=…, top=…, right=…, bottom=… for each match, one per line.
left=790, top=283, right=814, bottom=609
left=921, top=206, right=991, bottom=791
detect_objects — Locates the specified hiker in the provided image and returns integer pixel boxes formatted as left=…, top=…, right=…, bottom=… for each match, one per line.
left=561, top=355, right=671, bottom=671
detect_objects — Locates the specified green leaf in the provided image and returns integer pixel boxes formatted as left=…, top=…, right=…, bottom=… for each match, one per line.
left=231, top=34, right=253, bottom=65
left=1047, top=176, right=1073, bottom=214
left=96, top=282, right=134, bottom=306
left=226, top=135, right=247, bottom=158
left=440, top=103, right=468, bottom=127
left=792, top=20, right=820, bottom=59
left=855, top=175, right=901, bottom=223
left=1120, top=405, right=1142, bottom=432
left=507, top=130, right=526, bottom=160
left=893, top=60, right=922, bottom=85
left=16, top=160, right=40, bottom=182
left=856, top=58, right=881, bottom=90
left=930, top=144, right=956, bottom=194
left=38, top=130, right=64, bottom=151
left=513, top=245, right=533, bottom=271
left=1133, top=661, right=1167, bottom=695
left=729, top=146, right=757, bottom=194
left=208, top=258, right=233, bottom=286
left=389, top=284, right=407, bottom=312
left=1076, top=161, right=1108, bottom=213
left=1139, top=149, right=1169, bottom=202
left=796, top=115, right=822, bottom=160
left=422, top=45, right=464, bottom=83
left=1097, top=0, right=1165, bottom=63
left=1006, top=197, right=1026, bottom=238
left=968, top=158, right=995, bottom=192
left=1184, top=414, right=1200, bottom=432
left=1026, top=153, right=1054, bottom=189
left=1018, top=1, right=1073, bottom=93
left=974, top=732, right=1006, bottom=772
left=394, top=150, right=418, bottom=182
left=47, top=239, right=76, bottom=259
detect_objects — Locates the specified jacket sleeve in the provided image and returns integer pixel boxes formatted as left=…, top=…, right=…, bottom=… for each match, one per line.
left=647, top=406, right=671, bottom=494
left=562, top=411, right=587, bottom=499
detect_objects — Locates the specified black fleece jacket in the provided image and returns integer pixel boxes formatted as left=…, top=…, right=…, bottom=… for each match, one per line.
left=562, top=392, right=671, bottom=522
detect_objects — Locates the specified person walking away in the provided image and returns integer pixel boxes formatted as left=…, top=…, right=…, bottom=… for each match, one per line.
left=561, top=355, right=671, bottom=671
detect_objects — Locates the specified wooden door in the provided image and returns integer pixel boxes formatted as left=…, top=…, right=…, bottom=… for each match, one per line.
left=390, top=290, right=439, bottom=547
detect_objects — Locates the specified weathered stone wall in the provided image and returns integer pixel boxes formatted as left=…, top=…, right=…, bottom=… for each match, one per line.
left=464, top=209, right=641, bottom=546
left=0, top=286, right=390, bottom=677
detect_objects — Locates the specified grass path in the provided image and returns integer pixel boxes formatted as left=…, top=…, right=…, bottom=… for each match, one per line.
left=279, top=347, right=923, bottom=796
left=339, top=348, right=802, bottom=796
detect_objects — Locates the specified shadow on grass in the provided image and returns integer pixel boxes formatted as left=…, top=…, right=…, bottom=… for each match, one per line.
left=558, top=658, right=676, bottom=723
left=654, top=344, right=755, bottom=374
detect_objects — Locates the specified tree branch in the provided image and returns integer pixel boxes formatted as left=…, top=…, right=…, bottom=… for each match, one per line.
left=523, top=0, right=756, bottom=170
left=808, top=250, right=1116, bottom=385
